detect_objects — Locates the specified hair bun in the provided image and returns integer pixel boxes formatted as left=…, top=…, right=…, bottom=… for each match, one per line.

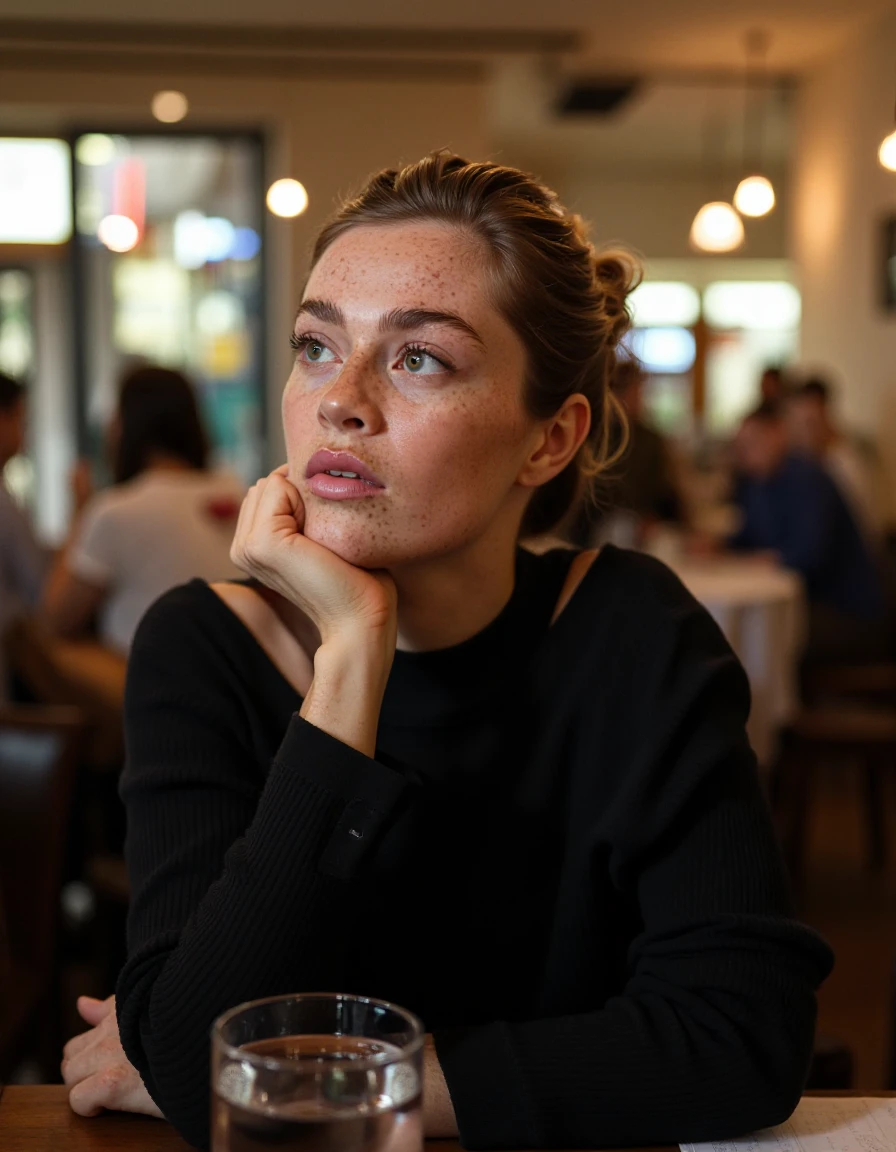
left=593, top=249, right=641, bottom=348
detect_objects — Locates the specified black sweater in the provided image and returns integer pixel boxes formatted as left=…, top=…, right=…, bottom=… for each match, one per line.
left=116, top=545, right=832, bottom=1150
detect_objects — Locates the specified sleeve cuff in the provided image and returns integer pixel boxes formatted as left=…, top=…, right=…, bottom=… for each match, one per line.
left=273, top=714, right=412, bottom=881
left=434, top=1021, right=545, bottom=1149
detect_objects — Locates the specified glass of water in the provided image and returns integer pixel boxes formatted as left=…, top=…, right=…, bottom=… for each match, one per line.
left=211, top=993, right=424, bottom=1152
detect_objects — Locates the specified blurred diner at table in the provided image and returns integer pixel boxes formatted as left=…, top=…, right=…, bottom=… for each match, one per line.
left=729, top=401, right=887, bottom=667
left=0, top=372, right=49, bottom=702
left=41, top=364, right=244, bottom=657
left=785, top=376, right=887, bottom=544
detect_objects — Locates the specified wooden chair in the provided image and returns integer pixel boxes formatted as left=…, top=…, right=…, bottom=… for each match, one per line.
left=776, top=664, right=896, bottom=878
left=0, top=705, right=84, bottom=1079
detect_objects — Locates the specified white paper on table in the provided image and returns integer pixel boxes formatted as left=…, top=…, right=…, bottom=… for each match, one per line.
left=680, top=1097, right=896, bottom=1152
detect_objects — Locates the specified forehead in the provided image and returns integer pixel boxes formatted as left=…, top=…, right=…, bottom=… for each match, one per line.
left=306, top=221, right=490, bottom=312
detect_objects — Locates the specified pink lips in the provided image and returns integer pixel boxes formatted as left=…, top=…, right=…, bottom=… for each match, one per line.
left=305, top=450, right=386, bottom=501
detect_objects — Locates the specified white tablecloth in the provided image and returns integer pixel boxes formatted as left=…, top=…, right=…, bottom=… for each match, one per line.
left=667, top=558, right=806, bottom=767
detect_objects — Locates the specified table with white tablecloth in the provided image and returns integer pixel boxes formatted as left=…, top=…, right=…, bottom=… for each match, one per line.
left=666, top=557, right=806, bottom=767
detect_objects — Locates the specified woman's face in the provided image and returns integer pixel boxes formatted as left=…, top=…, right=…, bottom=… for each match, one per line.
left=283, top=221, right=542, bottom=569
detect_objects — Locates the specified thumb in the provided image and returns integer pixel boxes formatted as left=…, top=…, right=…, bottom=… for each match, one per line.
left=77, top=995, right=115, bottom=1026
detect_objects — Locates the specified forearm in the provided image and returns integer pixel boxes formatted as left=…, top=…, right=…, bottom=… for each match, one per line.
left=435, top=952, right=819, bottom=1149
left=299, top=630, right=393, bottom=758
left=118, top=717, right=410, bottom=1147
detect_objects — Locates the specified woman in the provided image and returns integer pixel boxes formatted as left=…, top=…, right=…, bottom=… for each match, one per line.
left=43, top=365, right=243, bottom=654
left=62, top=154, right=832, bottom=1150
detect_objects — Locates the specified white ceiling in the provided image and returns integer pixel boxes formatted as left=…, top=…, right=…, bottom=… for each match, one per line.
left=0, top=0, right=892, bottom=70
left=0, top=0, right=892, bottom=176
left=491, top=60, right=794, bottom=173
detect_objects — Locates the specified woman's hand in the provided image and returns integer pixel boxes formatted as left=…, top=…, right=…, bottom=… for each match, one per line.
left=61, top=995, right=163, bottom=1119
left=231, top=466, right=397, bottom=649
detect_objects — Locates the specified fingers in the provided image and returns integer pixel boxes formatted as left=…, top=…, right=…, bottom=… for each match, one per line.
left=232, top=470, right=304, bottom=576
left=68, top=1075, right=108, bottom=1117
left=76, top=995, right=114, bottom=1026
left=62, top=1027, right=96, bottom=1064
left=68, top=1066, right=164, bottom=1119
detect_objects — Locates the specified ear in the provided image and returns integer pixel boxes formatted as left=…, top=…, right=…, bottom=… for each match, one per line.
left=516, top=394, right=592, bottom=490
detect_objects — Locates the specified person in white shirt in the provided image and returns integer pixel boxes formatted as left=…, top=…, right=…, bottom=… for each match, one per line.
left=43, top=366, right=245, bottom=654
left=786, top=376, right=887, bottom=542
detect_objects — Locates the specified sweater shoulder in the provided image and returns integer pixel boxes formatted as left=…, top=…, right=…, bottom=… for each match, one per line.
left=583, top=546, right=711, bottom=629
left=567, top=546, right=745, bottom=693
left=126, top=579, right=258, bottom=705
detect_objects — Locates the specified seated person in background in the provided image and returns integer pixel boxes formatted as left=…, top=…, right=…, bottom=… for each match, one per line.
left=62, top=153, right=831, bottom=1151
left=42, top=366, right=244, bottom=655
left=571, top=358, right=682, bottom=548
left=731, top=402, right=887, bottom=664
left=786, top=376, right=886, bottom=542
left=0, top=372, right=49, bottom=700
left=759, top=364, right=789, bottom=405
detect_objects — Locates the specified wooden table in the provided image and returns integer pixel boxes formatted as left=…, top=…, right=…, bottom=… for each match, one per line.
left=0, top=1084, right=671, bottom=1151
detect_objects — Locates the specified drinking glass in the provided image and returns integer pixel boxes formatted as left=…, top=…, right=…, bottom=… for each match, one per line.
left=211, top=992, right=424, bottom=1152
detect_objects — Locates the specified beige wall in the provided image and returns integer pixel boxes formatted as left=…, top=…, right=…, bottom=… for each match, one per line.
left=557, top=167, right=790, bottom=261
left=0, top=66, right=488, bottom=465
left=792, top=10, right=896, bottom=520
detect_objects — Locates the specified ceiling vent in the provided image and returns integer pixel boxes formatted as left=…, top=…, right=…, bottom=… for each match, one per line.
left=556, top=79, right=639, bottom=116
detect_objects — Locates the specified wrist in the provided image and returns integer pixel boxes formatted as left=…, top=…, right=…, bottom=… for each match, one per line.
left=313, top=630, right=394, bottom=695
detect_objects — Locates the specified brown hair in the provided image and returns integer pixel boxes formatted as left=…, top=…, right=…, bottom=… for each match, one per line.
left=311, top=152, right=640, bottom=537
left=114, top=365, right=209, bottom=484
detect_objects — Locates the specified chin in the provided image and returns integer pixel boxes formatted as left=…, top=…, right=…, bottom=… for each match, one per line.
left=302, top=507, right=404, bottom=569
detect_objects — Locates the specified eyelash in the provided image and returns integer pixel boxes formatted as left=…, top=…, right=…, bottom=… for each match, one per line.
left=288, top=333, right=453, bottom=372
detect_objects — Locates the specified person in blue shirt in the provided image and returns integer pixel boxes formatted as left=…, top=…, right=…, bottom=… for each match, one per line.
left=730, top=401, right=887, bottom=664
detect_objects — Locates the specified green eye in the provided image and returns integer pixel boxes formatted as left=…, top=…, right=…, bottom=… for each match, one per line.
left=404, top=350, right=425, bottom=372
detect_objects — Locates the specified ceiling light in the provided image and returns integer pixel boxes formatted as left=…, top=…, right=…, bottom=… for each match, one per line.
left=266, top=179, right=308, bottom=218
left=734, top=175, right=776, bottom=218
left=689, top=202, right=745, bottom=254
left=152, top=91, right=189, bottom=124
left=880, top=130, right=896, bottom=172
left=76, top=134, right=116, bottom=167
left=97, top=214, right=140, bottom=253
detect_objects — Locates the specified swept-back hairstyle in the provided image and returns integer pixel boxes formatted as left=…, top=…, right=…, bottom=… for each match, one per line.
left=311, top=152, right=640, bottom=536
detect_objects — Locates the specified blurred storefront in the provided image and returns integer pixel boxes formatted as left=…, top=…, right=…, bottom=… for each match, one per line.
left=71, top=131, right=266, bottom=486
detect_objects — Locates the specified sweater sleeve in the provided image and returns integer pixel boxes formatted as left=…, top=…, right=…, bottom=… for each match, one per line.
left=115, top=586, right=410, bottom=1150
left=435, top=574, right=833, bottom=1149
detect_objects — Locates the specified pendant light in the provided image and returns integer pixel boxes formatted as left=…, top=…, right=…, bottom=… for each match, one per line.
left=879, top=79, right=896, bottom=171
left=690, top=98, right=744, bottom=254
left=690, top=202, right=745, bottom=252
left=734, top=30, right=776, bottom=218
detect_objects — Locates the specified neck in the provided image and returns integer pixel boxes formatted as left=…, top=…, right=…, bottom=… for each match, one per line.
left=391, top=526, right=521, bottom=653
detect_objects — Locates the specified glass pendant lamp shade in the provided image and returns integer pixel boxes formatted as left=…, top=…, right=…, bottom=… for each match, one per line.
left=734, top=174, right=776, bottom=217
left=690, top=201, right=745, bottom=253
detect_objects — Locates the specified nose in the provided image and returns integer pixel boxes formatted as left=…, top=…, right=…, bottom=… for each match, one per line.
left=317, top=355, right=385, bottom=435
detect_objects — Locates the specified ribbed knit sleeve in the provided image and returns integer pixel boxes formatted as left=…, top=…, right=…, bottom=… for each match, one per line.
left=434, top=562, right=833, bottom=1149
left=115, top=587, right=409, bottom=1150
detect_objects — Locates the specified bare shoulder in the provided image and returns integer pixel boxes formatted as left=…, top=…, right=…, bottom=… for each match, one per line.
left=551, top=548, right=601, bottom=626
left=208, top=582, right=314, bottom=696
left=209, top=581, right=273, bottom=631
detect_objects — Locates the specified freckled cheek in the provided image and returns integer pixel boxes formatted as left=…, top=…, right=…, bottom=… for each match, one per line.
left=393, top=400, right=527, bottom=509
left=281, top=388, right=319, bottom=471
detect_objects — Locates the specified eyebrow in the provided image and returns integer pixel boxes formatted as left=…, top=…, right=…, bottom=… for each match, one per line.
left=295, top=299, right=485, bottom=349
